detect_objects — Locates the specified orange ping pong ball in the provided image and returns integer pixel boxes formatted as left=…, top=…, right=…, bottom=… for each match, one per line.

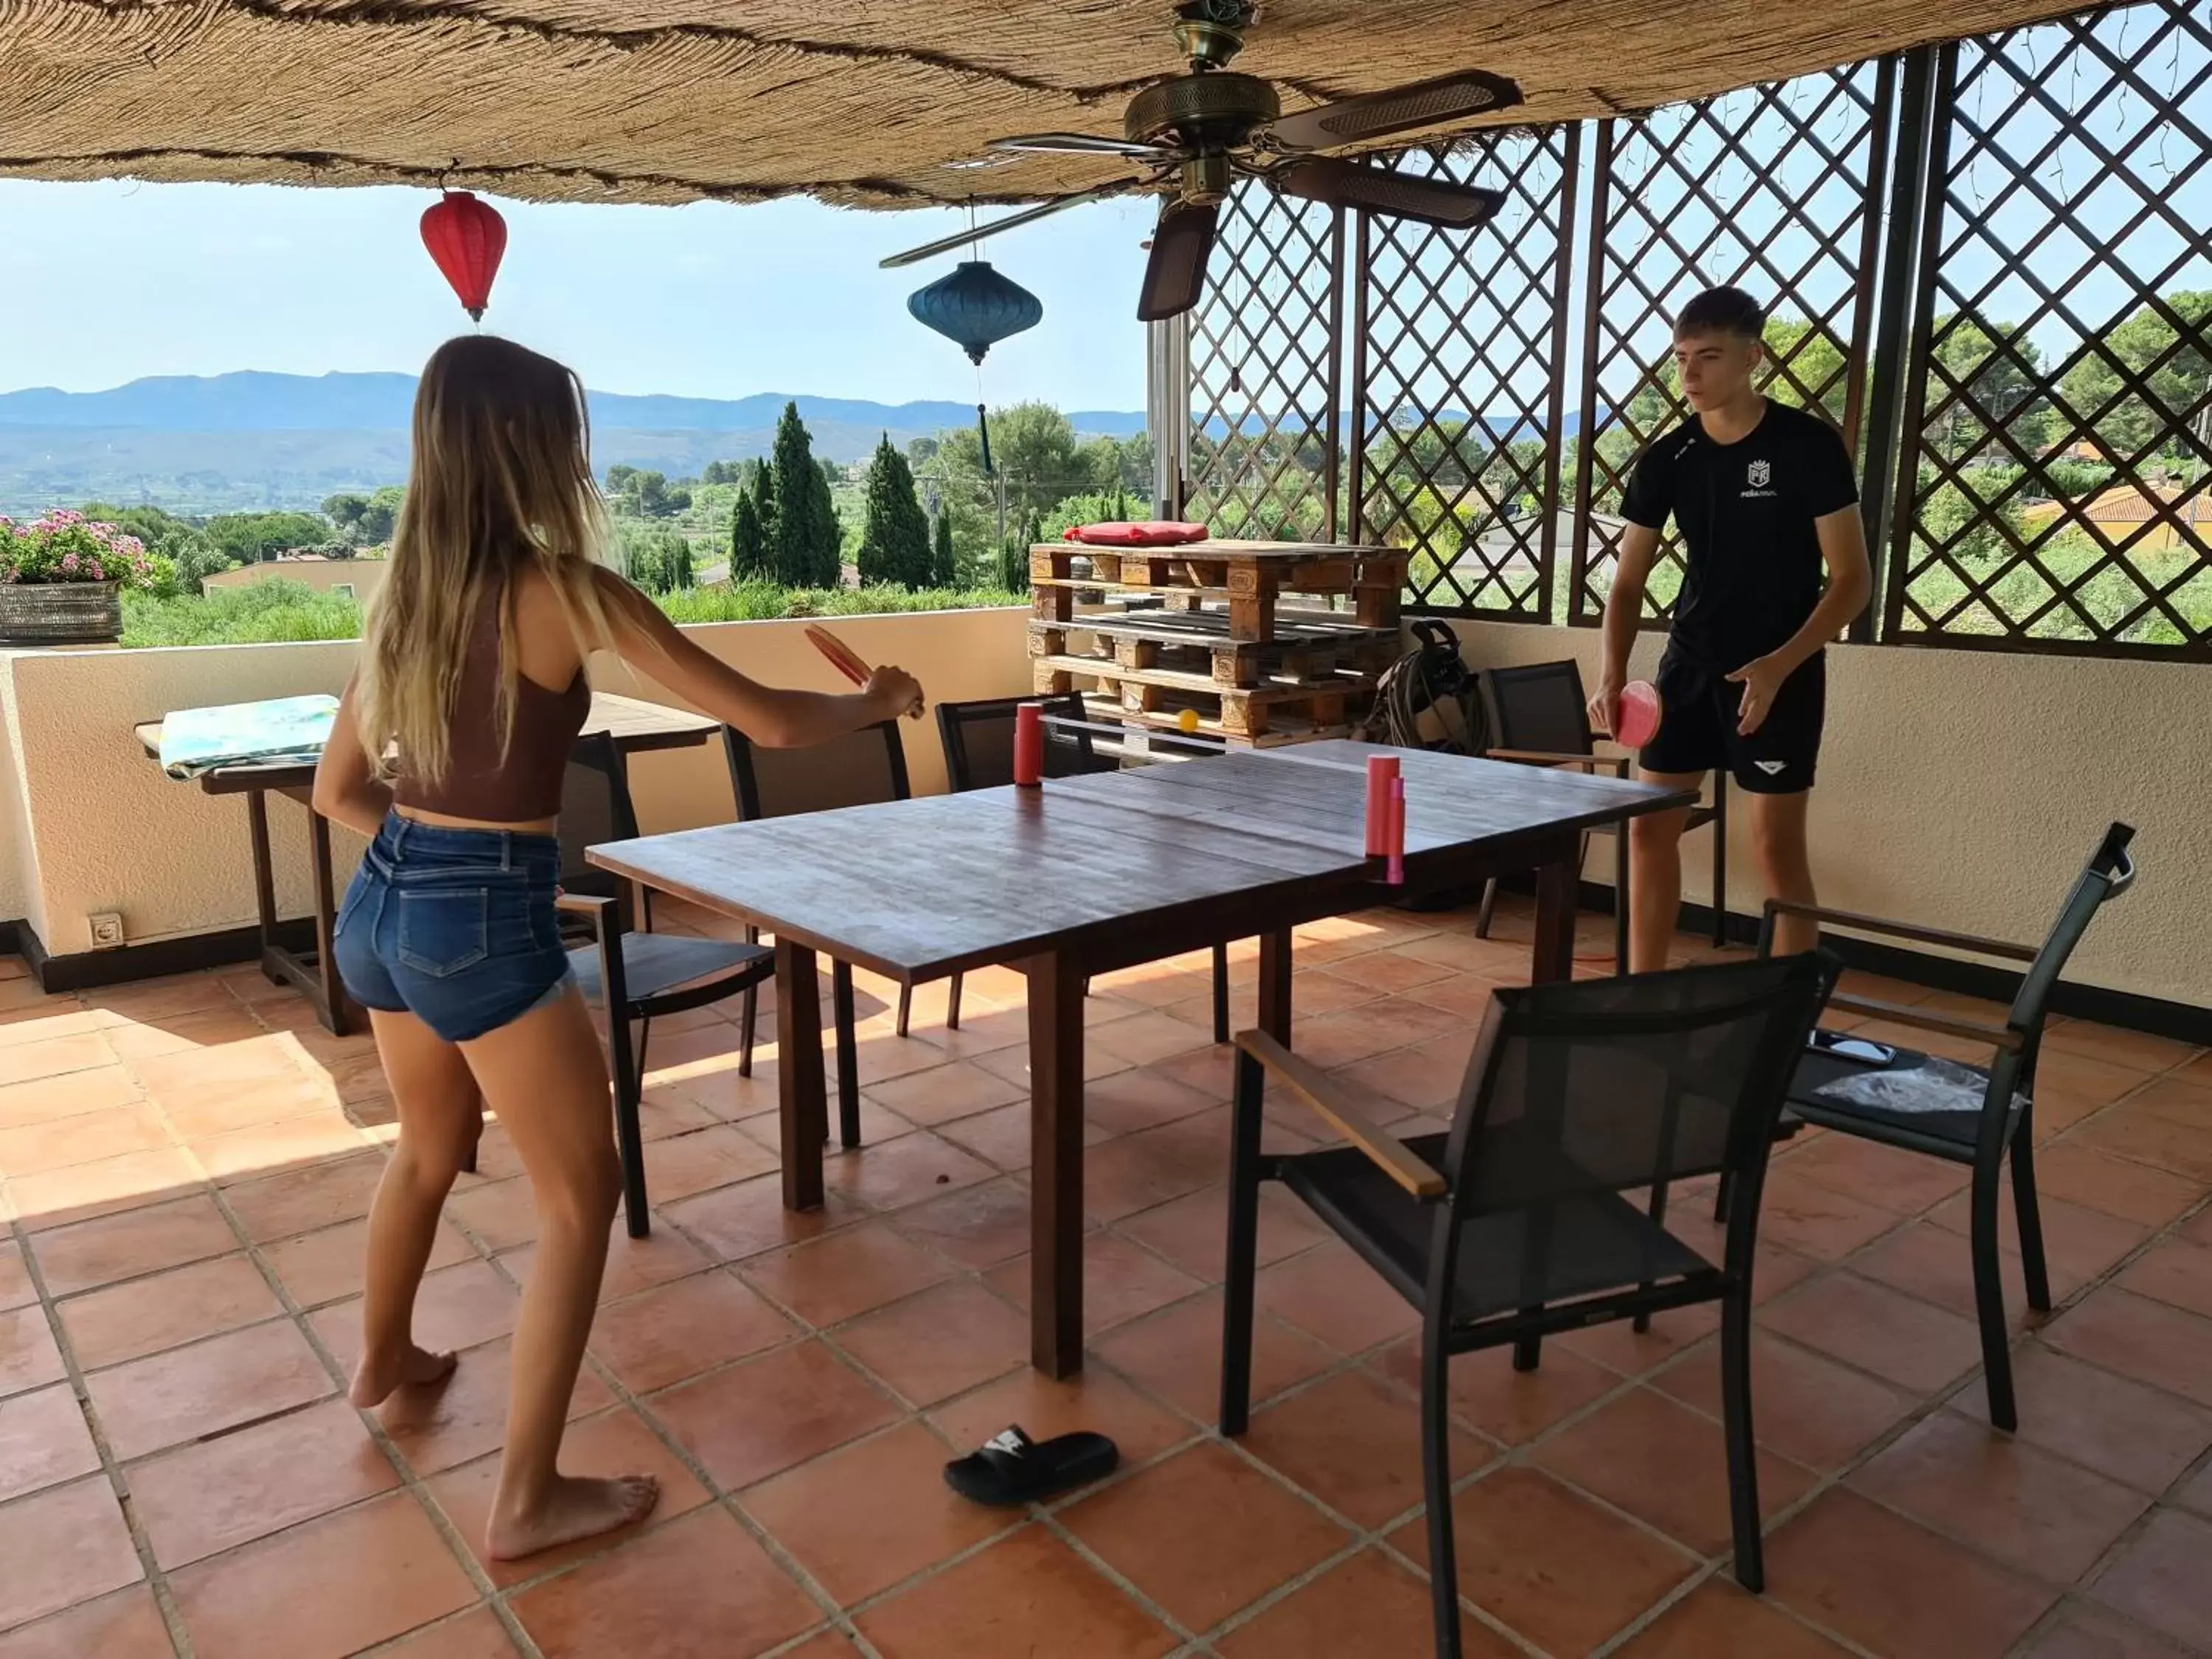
left=1177, top=709, right=1201, bottom=734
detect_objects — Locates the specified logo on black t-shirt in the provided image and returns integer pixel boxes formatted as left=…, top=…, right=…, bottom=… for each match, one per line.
left=1747, top=459, right=1771, bottom=489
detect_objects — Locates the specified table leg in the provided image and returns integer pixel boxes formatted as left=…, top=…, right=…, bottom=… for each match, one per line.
left=1257, top=927, right=1293, bottom=1041
left=1532, top=844, right=1579, bottom=985
left=775, top=939, right=827, bottom=1211
left=306, top=807, right=354, bottom=1037
left=1028, top=950, right=1085, bottom=1379
left=246, top=790, right=280, bottom=977
left=831, top=961, right=860, bottom=1151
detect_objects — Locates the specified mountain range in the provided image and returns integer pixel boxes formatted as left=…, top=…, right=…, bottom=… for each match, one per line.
left=0, top=371, right=1147, bottom=517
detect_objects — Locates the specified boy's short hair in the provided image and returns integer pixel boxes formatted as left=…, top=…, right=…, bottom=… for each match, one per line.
left=1672, top=286, right=1767, bottom=341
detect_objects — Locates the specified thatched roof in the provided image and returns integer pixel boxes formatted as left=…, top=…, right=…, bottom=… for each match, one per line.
left=1, top=0, right=2077, bottom=208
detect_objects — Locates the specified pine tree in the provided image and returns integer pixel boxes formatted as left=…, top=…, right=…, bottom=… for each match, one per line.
left=728, top=490, right=771, bottom=580
left=931, top=510, right=956, bottom=589
left=771, top=402, right=828, bottom=588
left=858, top=434, right=931, bottom=589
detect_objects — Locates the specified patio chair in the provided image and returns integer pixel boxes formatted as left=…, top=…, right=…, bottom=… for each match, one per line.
left=723, top=719, right=913, bottom=1150
left=1756, top=821, right=2138, bottom=1433
left=1220, top=952, right=1839, bottom=1657
left=1475, top=659, right=1727, bottom=973
left=556, top=731, right=776, bottom=1238
left=936, top=693, right=1234, bottom=1043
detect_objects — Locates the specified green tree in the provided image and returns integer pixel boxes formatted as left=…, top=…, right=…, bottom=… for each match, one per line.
left=321, top=493, right=371, bottom=535
left=857, top=434, right=931, bottom=589
left=1762, top=315, right=1851, bottom=427
left=729, top=490, right=772, bottom=580
left=749, top=456, right=779, bottom=555
left=771, top=403, right=841, bottom=587
left=1927, top=313, right=2051, bottom=463
left=937, top=403, right=1088, bottom=515
left=2059, top=290, right=2212, bottom=462
left=931, top=510, right=956, bottom=588
left=205, top=510, right=333, bottom=564
left=361, top=485, right=406, bottom=543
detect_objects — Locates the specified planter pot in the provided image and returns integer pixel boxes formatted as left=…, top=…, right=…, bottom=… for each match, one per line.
left=0, top=581, right=122, bottom=646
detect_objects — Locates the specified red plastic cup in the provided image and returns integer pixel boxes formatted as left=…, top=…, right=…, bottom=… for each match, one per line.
left=1386, top=776, right=1407, bottom=886
left=1615, top=680, right=1663, bottom=750
left=1365, top=754, right=1400, bottom=857
left=1013, top=702, right=1044, bottom=787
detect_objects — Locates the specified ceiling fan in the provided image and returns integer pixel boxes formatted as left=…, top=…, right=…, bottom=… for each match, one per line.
left=879, top=0, right=1524, bottom=321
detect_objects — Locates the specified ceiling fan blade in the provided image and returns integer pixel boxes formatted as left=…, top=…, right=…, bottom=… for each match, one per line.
left=989, top=132, right=1176, bottom=161
left=1272, top=158, right=1506, bottom=230
left=1136, top=201, right=1220, bottom=322
left=878, top=186, right=1123, bottom=270
left=1265, top=69, right=1525, bottom=153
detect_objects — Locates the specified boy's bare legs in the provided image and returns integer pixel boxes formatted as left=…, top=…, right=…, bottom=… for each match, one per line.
left=1627, top=772, right=1706, bottom=973
left=1750, top=790, right=1819, bottom=955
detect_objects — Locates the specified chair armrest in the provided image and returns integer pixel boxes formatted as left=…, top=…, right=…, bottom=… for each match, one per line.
left=1234, top=1031, right=1447, bottom=1199
left=1827, top=992, right=2025, bottom=1053
left=1485, top=748, right=1630, bottom=777
left=1764, top=899, right=2039, bottom=964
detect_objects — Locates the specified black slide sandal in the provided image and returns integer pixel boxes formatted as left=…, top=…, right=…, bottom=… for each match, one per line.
left=943, top=1425, right=1119, bottom=1507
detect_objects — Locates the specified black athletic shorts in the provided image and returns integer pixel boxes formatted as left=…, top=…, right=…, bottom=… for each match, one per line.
left=1640, top=650, right=1825, bottom=794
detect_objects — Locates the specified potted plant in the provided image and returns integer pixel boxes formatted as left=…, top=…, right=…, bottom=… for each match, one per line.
left=0, top=511, right=166, bottom=645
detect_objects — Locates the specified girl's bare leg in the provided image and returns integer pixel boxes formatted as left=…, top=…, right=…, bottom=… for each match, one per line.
left=350, top=1008, right=477, bottom=1407
left=459, top=985, right=658, bottom=1559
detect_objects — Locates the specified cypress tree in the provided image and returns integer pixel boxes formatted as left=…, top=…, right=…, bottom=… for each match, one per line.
left=931, top=510, right=956, bottom=589
left=751, top=456, right=778, bottom=556
left=858, top=434, right=931, bottom=589
left=771, top=402, right=828, bottom=588
left=729, top=490, right=771, bottom=580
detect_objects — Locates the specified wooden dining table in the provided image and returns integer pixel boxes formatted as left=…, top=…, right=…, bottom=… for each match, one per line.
left=587, top=740, right=1691, bottom=1377
left=136, top=691, right=719, bottom=1034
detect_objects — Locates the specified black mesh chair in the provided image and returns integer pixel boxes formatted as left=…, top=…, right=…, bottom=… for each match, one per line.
left=934, top=695, right=1235, bottom=1043
left=557, top=732, right=775, bottom=1239
left=1759, top=822, right=2138, bottom=1433
left=723, top=720, right=913, bottom=1150
left=1477, top=659, right=1727, bottom=973
left=1221, top=953, right=1840, bottom=1657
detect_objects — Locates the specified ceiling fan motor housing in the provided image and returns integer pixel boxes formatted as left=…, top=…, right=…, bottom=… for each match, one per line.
left=1124, top=71, right=1280, bottom=149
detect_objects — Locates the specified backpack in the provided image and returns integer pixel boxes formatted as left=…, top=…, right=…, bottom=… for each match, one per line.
left=1359, top=619, right=1489, bottom=758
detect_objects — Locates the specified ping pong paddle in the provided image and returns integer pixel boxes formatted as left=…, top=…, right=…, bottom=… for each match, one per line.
left=1613, top=679, right=1663, bottom=750
left=804, top=624, right=871, bottom=687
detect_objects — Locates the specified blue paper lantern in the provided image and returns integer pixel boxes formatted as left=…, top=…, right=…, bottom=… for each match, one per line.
left=907, top=260, right=1043, bottom=366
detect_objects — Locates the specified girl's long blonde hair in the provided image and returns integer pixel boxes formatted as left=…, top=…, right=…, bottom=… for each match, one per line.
left=357, top=335, right=619, bottom=785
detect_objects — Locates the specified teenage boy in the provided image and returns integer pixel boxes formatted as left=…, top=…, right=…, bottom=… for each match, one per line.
left=1590, top=285, right=1871, bottom=970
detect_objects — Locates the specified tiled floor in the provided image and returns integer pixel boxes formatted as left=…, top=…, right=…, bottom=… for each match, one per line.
left=2, top=900, right=2210, bottom=1658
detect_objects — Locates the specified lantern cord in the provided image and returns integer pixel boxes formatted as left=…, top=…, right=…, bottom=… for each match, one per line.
left=975, top=361, right=994, bottom=477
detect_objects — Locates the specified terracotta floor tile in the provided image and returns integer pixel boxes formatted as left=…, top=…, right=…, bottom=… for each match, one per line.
left=369, top=1335, right=612, bottom=1475
left=1331, top=1034, right=1477, bottom=1113
left=88, top=973, right=236, bottom=1023
left=159, top=1077, right=345, bottom=1142
left=1256, top=1240, right=1421, bottom=1355
left=587, top=1270, right=797, bottom=1394
left=891, top=1177, right=1034, bottom=1269
left=1649, top=1330, right=1918, bottom=1472
left=0, top=1066, right=140, bottom=1132
left=2091, top=1508, right=2212, bottom=1649
left=2023, top=1602, right=2197, bottom=1659
left=1535, top=1385, right=1820, bottom=1556
left=1781, top=1130, right=1976, bottom=1215
left=1096, top=1293, right=1335, bottom=1424
left=186, top=1112, right=372, bottom=1183
left=129, top=1394, right=399, bottom=1567
left=819, top=1130, right=998, bottom=1211
left=1366, top=1333, right=1618, bottom=1445
left=1217, top=1547, right=1515, bottom=1659
left=1555, top=1298, right=1721, bottom=1376
left=973, top=1040, right=1130, bottom=1092
left=986, top=1232, right=1206, bottom=1334
left=503, top=1221, right=714, bottom=1307
left=1388, top=1465, right=1695, bottom=1656
left=264, top=1216, right=473, bottom=1309
left=927, top=1363, right=1194, bottom=1469
left=445, top=1177, right=542, bottom=1251
left=2044, top=1022, right=2203, bottom=1074
left=1088, top=1010, right=1217, bottom=1069
left=1061, top=1440, right=1350, bottom=1631
left=26, top=1191, right=236, bottom=1296
left=223, top=1150, right=386, bottom=1242
left=1615, top=1578, right=1856, bottom=1657
left=0, top=1008, right=102, bottom=1053
left=1853, top=1220, right=2081, bottom=1329
left=1110, top=1180, right=1326, bottom=1284
left=0, top=1585, right=172, bottom=1659
left=647, top=1338, right=897, bottom=1489
left=372, top=1607, right=526, bottom=1658
left=833, top=1279, right=1029, bottom=1406
left=2034, top=1047, right=2163, bottom=1116
left=427, top=1407, right=709, bottom=1587
left=85, top=1317, right=332, bottom=1459
left=0, top=1032, right=120, bottom=1091
left=1079, top=1067, right=1220, bottom=1137
left=0, top=1476, right=143, bottom=1633
left=937, top=1097, right=1112, bottom=1171
left=2113, top=1237, right=2212, bottom=1321
left=1761, top=1270, right=1986, bottom=1394
left=7, top=1147, right=206, bottom=1232
left=2028, top=1145, right=2207, bottom=1228
left=1242, top=1368, right=1491, bottom=1529
left=171, top=1490, right=476, bottom=1659
left=1077, top=1133, right=1217, bottom=1222
left=856, top=1524, right=1175, bottom=1659
left=661, top=1171, right=860, bottom=1264
left=2045, top=1287, right=2212, bottom=1408
left=511, top=1505, right=818, bottom=1659
left=60, top=1253, right=282, bottom=1369
left=740, top=1221, right=956, bottom=1327
left=2182, top=1461, right=2212, bottom=1516
left=2073, top=1092, right=2212, bottom=1183
left=743, top=1421, right=1015, bottom=1606
left=319, top=1259, right=518, bottom=1360
left=1924, top=1189, right=2154, bottom=1287
left=0, top=1386, right=98, bottom=1503
left=0, top=1244, right=29, bottom=1312
left=1947, top=1345, right=2212, bottom=1495
left=1766, top=1487, right=2056, bottom=1659
left=1851, top=1411, right=2149, bottom=1582
left=860, top=1059, right=1028, bottom=1126
left=633, top=1123, right=782, bottom=1203
left=0, top=1306, right=64, bottom=1399
left=0, top=1102, right=174, bottom=1180
left=107, top=1007, right=271, bottom=1062
left=1752, top=1165, right=1912, bottom=1259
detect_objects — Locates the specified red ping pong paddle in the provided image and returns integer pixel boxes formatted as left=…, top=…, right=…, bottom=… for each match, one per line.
left=804, top=624, right=871, bottom=686
left=1613, top=679, right=1663, bottom=749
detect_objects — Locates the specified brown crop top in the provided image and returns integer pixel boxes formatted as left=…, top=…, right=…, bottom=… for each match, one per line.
left=392, top=585, right=591, bottom=821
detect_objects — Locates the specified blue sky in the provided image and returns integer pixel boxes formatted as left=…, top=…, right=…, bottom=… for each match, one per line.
left=0, top=180, right=1153, bottom=408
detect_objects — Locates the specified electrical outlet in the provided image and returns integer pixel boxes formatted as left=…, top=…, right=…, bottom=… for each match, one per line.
left=88, top=912, right=125, bottom=950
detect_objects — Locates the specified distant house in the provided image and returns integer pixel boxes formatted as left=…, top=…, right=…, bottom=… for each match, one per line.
left=203, top=552, right=388, bottom=602
left=2020, top=484, right=2211, bottom=550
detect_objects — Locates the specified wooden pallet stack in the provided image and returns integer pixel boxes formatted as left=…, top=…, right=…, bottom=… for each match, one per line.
left=1028, top=539, right=1408, bottom=747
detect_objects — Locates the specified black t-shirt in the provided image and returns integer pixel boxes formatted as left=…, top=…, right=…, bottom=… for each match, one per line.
left=1620, top=400, right=1860, bottom=667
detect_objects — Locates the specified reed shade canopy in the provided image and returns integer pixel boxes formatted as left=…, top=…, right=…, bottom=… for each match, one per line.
left=0, top=0, right=2099, bottom=207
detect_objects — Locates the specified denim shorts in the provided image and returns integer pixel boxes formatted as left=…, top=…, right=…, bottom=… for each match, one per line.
left=334, top=813, right=575, bottom=1043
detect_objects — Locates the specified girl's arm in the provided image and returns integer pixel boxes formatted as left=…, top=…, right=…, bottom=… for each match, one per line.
left=593, top=570, right=922, bottom=747
left=310, top=675, right=393, bottom=838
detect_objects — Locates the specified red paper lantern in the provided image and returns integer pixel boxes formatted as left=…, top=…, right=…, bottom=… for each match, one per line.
left=420, top=190, right=507, bottom=321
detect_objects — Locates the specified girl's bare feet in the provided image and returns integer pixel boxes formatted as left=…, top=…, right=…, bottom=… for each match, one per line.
left=487, top=1474, right=661, bottom=1560
left=349, top=1342, right=457, bottom=1408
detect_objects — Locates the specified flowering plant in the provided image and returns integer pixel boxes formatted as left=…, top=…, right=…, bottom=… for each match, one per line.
left=0, top=510, right=159, bottom=588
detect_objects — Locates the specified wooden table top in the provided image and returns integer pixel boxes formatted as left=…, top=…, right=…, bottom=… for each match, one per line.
left=136, top=691, right=718, bottom=790
left=586, top=740, right=1690, bottom=983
